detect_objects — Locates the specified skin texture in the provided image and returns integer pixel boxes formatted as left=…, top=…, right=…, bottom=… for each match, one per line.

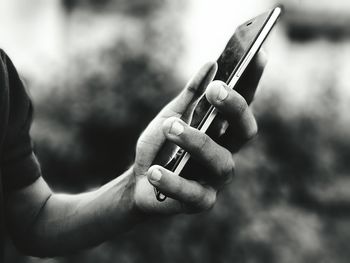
left=5, top=56, right=265, bottom=257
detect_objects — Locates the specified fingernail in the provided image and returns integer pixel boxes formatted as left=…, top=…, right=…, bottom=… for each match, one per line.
left=169, top=120, right=184, bottom=136
left=149, top=169, right=162, bottom=183
left=217, top=85, right=228, bottom=101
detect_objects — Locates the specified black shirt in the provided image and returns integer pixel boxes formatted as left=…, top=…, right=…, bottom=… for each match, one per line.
left=0, top=50, right=41, bottom=260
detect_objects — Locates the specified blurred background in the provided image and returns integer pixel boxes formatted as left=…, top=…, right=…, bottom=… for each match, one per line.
left=1, top=0, right=350, bottom=262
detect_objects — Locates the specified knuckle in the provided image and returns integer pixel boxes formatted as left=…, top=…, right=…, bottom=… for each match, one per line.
left=135, top=138, right=145, bottom=157
left=221, top=152, right=235, bottom=184
left=135, top=138, right=144, bottom=152
left=186, top=186, right=204, bottom=206
left=136, top=136, right=152, bottom=150
left=199, top=190, right=217, bottom=211
left=186, top=81, right=200, bottom=95
left=197, top=132, right=210, bottom=151
left=235, top=98, right=248, bottom=117
left=184, top=187, right=217, bottom=213
left=244, top=119, right=258, bottom=141
left=174, top=177, right=185, bottom=195
left=185, top=186, right=213, bottom=212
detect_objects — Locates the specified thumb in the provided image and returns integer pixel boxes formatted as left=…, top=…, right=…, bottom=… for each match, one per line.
left=134, top=62, right=217, bottom=176
left=162, top=61, right=217, bottom=121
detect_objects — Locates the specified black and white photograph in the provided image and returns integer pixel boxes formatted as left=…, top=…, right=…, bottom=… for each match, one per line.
left=0, top=0, right=349, bottom=262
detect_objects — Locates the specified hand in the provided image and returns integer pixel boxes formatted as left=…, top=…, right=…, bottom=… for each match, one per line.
left=132, top=54, right=266, bottom=214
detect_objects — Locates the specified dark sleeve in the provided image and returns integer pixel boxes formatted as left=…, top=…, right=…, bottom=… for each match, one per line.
left=0, top=50, right=41, bottom=193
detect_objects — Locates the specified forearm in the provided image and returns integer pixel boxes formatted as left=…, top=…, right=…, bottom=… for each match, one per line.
left=6, top=168, right=142, bottom=257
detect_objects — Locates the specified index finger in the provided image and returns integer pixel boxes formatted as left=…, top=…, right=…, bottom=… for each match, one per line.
left=163, top=62, right=217, bottom=120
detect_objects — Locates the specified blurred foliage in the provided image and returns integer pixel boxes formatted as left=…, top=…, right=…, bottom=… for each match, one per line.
left=30, top=0, right=185, bottom=192
left=5, top=0, right=350, bottom=263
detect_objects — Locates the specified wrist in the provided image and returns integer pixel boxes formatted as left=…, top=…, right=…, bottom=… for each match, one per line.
left=115, top=166, right=149, bottom=223
left=93, top=167, right=144, bottom=237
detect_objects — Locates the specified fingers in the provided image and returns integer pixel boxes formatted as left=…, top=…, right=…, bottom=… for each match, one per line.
left=146, top=165, right=217, bottom=212
left=201, top=52, right=266, bottom=149
left=134, top=62, right=217, bottom=176
left=205, top=81, right=258, bottom=147
left=162, top=117, right=235, bottom=186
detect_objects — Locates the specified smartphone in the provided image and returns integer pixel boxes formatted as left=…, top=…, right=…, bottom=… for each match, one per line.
left=155, top=6, right=283, bottom=201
